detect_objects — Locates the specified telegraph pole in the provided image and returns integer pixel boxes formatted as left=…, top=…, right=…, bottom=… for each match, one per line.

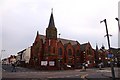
left=100, top=19, right=115, bottom=80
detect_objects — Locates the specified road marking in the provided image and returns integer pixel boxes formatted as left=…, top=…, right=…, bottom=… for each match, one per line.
left=75, top=74, right=79, bottom=76
left=97, top=70, right=111, bottom=72
left=81, top=74, right=88, bottom=78
left=66, top=75, right=71, bottom=77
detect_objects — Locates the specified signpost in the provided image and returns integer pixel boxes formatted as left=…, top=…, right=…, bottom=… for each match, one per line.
left=108, top=54, right=113, bottom=58
left=100, top=19, right=115, bottom=80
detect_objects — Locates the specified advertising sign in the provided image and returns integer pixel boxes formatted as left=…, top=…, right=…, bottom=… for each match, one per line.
left=49, top=61, right=55, bottom=66
left=41, top=61, right=47, bottom=66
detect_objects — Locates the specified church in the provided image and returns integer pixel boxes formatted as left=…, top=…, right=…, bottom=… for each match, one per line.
left=29, top=10, right=96, bottom=70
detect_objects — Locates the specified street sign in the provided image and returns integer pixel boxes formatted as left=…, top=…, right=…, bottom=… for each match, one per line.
left=108, top=54, right=113, bottom=58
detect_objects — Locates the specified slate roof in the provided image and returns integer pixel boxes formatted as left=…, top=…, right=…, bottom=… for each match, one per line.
left=58, top=38, right=77, bottom=45
left=39, top=34, right=46, bottom=43
left=39, top=34, right=77, bottom=46
left=80, top=43, right=88, bottom=51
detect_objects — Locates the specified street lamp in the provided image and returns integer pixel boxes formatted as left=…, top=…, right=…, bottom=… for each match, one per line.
left=100, top=19, right=115, bottom=80
left=115, top=18, right=120, bottom=48
left=115, top=18, right=120, bottom=67
left=115, top=18, right=120, bottom=28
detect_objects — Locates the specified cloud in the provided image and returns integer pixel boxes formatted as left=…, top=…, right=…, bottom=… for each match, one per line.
left=1, top=0, right=119, bottom=59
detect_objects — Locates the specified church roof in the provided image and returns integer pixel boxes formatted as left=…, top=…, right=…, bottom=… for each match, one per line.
left=39, top=34, right=46, bottom=43
left=39, top=34, right=77, bottom=45
left=80, top=43, right=88, bottom=51
left=58, top=38, right=77, bottom=45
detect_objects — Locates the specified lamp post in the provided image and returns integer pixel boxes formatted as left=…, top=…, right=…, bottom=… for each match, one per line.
left=100, top=19, right=115, bottom=80
left=115, top=18, right=120, bottom=30
left=59, top=33, right=61, bottom=41
left=58, top=33, right=61, bottom=70
left=115, top=18, right=120, bottom=67
left=115, top=18, right=120, bottom=48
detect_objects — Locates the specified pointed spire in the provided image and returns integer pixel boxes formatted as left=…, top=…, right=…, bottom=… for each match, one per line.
left=48, top=8, right=55, bottom=28
left=96, top=43, right=98, bottom=51
left=101, top=44, right=105, bottom=50
left=37, top=31, right=39, bottom=35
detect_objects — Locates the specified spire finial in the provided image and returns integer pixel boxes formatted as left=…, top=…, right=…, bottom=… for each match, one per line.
left=51, top=8, right=53, bottom=14
left=96, top=43, right=98, bottom=51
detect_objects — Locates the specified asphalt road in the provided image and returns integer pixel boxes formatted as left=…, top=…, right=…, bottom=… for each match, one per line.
left=2, top=64, right=120, bottom=80
left=2, top=64, right=37, bottom=72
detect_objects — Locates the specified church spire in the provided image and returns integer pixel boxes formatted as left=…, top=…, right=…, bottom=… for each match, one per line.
left=48, top=8, right=55, bottom=28
left=37, top=31, right=39, bottom=36
left=46, top=9, right=57, bottom=40
left=96, top=43, right=98, bottom=51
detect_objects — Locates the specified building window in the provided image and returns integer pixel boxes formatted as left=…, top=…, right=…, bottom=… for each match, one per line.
left=53, top=47, right=55, bottom=53
left=48, top=46, right=50, bottom=52
left=58, top=48, right=62, bottom=56
left=68, top=49, right=72, bottom=56
left=89, top=61, right=92, bottom=64
left=87, top=47, right=92, bottom=55
left=76, top=50, right=80, bottom=56
left=68, top=59, right=72, bottom=64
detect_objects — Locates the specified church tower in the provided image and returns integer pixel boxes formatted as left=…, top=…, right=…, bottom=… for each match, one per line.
left=46, top=9, right=57, bottom=40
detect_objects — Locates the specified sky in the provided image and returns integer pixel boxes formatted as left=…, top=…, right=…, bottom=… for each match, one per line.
left=0, top=0, right=119, bottom=59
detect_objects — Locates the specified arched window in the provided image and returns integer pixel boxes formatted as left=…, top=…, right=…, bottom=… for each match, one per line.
left=53, top=47, right=55, bottom=53
left=58, top=48, right=62, bottom=56
left=68, top=49, right=72, bottom=56
left=87, top=47, right=92, bottom=55
left=48, top=46, right=50, bottom=52
left=76, top=50, right=80, bottom=56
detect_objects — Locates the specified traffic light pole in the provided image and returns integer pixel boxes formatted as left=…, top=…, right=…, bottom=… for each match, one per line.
left=100, top=19, right=115, bottom=80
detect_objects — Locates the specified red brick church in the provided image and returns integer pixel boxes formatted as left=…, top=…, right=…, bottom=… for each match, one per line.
left=29, top=10, right=95, bottom=70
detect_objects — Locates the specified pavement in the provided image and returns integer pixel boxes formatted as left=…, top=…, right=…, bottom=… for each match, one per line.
left=84, top=67, right=120, bottom=80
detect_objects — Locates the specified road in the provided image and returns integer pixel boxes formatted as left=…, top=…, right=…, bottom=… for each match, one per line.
left=2, top=64, right=120, bottom=80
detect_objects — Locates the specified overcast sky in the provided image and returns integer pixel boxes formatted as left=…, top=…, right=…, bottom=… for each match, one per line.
left=0, top=0, right=119, bottom=59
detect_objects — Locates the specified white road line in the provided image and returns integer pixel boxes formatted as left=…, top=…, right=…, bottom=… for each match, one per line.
left=81, top=74, right=88, bottom=78
left=75, top=74, right=79, bottom=76
left=97, top=70, right=111, bottom=72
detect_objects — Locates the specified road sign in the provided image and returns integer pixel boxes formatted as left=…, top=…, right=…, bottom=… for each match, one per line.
left=108, top=54, right=113, bottom=58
